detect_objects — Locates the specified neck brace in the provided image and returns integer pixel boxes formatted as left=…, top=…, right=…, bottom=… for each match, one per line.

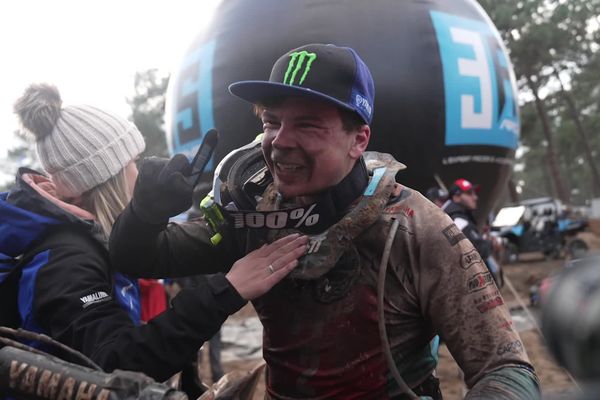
left=217, top=143, right=370, bottom=234
left=260, top=152, right=406, bottom=280
left=255, top=157, right=369, bottom=234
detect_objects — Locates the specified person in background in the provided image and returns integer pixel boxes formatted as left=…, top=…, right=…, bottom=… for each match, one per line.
left=443, top=178, right=503, bottom=286
left=425, top=186, right=448, bottom=207
left=442, top=179, right=490, bottom=257
left=0, top=83, right=307, bottom=392
left=109, top=44, right=538, bottom=399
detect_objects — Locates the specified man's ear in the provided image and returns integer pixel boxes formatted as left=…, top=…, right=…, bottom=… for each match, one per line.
left=349, top=125, right=370, bottom=159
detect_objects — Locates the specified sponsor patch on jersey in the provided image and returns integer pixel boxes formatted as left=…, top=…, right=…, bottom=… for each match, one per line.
left=80, top=291, right=110, bottom=308
left=467, top=271, right=494, bottom=293
left=306, top=232, right=327, bottom=254
left=461, top=249, right=483, bottom=270
left=476, top=295, right=504, bottom=313
left=442, top=224, right=466, bottom=246
left=473, top=289, right=500, bottom=305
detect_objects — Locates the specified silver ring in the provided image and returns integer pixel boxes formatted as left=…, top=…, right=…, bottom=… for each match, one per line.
left=267, top=264, right=275, bottom=274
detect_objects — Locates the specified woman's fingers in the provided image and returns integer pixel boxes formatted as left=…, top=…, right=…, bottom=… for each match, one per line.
left=263, top=233, right=303, bottom=253
left=268, top=240, right=308, bottom=272
left=266, top=259, right=299, bottom=283
left=250, top=233, right=308, bottom=263
left=225, top=233, right=309, bottom=300
left=249, top=233, right=299, bottom=258
left=264, top=234, right=309, bottom=259
left=263, top=238, right=307, bottom=288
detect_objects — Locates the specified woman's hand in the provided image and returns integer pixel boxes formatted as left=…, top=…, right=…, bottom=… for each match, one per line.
left=131, top=155, right=193, bottom=224
left=226, top=233, right=308, bottom=300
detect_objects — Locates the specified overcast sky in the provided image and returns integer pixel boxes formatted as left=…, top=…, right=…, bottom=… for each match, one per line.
left=0, top=0, right=221, bottom=160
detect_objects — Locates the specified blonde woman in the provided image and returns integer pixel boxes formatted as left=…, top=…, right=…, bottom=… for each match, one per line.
left=1, top=84, right=307, bottom=385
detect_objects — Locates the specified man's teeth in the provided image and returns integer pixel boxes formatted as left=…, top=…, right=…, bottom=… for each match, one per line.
left=276, top=163, right=301, bottom=171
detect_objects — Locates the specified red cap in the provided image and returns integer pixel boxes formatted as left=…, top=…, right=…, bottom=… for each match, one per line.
left=449, top=179, right=481, bottom=196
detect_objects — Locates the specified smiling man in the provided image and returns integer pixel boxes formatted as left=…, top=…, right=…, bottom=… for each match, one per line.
left=258, top=97, right=368, bottom=200
left=110, top=44, right=539, bottom=399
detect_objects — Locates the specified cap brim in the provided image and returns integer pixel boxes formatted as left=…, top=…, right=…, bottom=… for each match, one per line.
left=229, top=80, right=360, bottom=118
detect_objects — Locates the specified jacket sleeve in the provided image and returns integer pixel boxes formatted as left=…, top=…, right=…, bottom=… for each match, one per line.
left=410, top=197, right=539, bottom=398
left=34, top=241, right=246, bottom=382
left=109, top=203, right=239, bottom=278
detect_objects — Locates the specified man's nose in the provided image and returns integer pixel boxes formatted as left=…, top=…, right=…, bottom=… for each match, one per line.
left=271, top=124, right=296, bottom=148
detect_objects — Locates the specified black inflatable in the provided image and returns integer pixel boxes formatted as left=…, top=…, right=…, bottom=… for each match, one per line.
left=165, top=0, right=519, bottom=219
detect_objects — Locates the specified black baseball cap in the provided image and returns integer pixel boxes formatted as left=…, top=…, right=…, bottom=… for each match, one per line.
left=229, top=43, right=375, bottom=124
left=425, top=187, right=448, bottom=202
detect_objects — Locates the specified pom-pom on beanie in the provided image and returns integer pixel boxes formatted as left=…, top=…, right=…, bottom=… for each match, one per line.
left=14, top=83, right=145, bottom=198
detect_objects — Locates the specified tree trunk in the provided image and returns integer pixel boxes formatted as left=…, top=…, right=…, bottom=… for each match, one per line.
left=525, top=75, right=570, bottom=205
left=507, top=176, right=520, bottom=203
left=541, top=155, right=555, bottom=198
left=554, top=69, right=600, bottom=197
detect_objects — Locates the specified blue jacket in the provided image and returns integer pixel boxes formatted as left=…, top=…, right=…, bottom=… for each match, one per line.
left=1, top=180, right=141, bottom=331
left=0, top=169, right=245, bottom=382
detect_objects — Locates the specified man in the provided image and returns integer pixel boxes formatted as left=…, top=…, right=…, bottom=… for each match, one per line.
left=443, top=179, right=502, bottom=286
left=442, top=179, right=491, bottom=260
left=110, top=44, right=539, bottom=399
left=425, top=187, right=448, bottom=208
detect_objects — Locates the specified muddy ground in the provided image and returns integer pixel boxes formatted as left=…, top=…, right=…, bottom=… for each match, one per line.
left=198, top=234, right=600, bottom=399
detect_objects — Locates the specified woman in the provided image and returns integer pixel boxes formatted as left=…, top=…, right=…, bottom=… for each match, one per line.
left=1, top=83, right=307, bottom=383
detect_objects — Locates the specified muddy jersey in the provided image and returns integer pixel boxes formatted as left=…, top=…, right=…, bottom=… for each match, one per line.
left=251, top=188, right=531, bottom=399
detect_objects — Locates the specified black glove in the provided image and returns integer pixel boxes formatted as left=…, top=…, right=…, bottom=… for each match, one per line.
left=131, top=155, right=193, bottom=224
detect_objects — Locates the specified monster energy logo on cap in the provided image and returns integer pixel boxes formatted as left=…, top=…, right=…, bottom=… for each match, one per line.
left=228, top=43, right=375, bottom=124
left=283, top=51, right=317, bottom=85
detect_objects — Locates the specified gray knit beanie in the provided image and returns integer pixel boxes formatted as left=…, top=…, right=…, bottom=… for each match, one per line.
left=14, top=83, right=145, bottom=198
